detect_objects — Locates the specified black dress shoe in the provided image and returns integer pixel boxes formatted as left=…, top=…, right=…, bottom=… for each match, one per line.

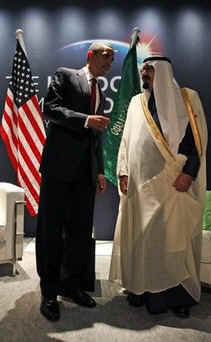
left=172, top=306, right=190, bottom=319
left=40, top=297, right=60, bottom=321
left=126, top=292, right=144, bottom=307
left=61, top=289, right=96, bottom=308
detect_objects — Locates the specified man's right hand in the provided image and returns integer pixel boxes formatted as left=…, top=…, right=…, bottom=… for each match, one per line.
left=119, top=175, right=128, bottom=195
left=87, top=115, right=110, bottom=131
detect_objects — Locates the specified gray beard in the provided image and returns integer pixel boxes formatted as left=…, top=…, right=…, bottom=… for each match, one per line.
left=143, top=82, right=149, bottom=89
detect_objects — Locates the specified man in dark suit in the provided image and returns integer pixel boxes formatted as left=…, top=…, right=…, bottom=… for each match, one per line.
left=36, top=41, right=114, bottom=321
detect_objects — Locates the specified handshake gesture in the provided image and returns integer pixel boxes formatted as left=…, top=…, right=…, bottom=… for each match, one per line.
left=87, top=115, right=110, bottom=131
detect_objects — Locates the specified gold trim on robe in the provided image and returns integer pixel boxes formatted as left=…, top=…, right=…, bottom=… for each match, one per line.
left=141, top=90, right=202, bottom=160
left=140, top=94, right=176, bottom=161
left=181, top=88, right=202, bottom=157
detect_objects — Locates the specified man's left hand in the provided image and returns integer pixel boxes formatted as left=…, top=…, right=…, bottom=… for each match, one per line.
left=173, top=173, right=193, bottom=192
left=96, top=174, right=107, bottom=194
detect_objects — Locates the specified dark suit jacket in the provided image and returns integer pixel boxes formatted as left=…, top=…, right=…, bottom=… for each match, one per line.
left=40, top=67, right=106, bottom=184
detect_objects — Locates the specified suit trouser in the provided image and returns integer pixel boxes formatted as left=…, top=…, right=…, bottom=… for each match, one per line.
left=36, top=174, right=96, bottom=298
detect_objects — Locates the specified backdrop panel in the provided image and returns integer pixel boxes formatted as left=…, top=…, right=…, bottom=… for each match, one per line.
left=0, top=2, right=210, bottom=237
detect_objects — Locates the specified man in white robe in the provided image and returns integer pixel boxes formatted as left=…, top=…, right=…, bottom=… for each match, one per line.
left=109, top=56, right=208, bottom=318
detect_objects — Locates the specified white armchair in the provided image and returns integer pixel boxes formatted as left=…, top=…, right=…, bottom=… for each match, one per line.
left=200, top=191, right=211, bottom=287
left=0, top=182, right=25, bottom=276
left=200, top=230, right=211, bottom=286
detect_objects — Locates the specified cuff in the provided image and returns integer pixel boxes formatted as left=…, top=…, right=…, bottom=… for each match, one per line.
left=84, top=116, right=89, bottom=128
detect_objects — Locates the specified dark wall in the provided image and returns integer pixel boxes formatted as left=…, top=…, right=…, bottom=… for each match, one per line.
left=0, top=1, right=210, bottom=237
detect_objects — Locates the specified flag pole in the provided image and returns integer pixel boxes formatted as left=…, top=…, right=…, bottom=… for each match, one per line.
left=130, top=27, right=141, bottom=48
left=16, top=29, right=27, bottom=56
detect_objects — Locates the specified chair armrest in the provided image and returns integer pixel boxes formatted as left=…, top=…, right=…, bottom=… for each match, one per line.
left=0, top=183, right=25, bottom=260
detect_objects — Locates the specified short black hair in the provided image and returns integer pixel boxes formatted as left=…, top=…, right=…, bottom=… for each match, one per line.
left=88, top=41, right=114, bottom=52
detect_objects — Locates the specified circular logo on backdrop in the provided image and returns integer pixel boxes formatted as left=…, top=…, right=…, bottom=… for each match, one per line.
left=57, top=35, right=163, bottom=114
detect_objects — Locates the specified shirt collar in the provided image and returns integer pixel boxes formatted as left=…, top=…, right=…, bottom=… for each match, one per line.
left=83, top=65, right=96, bottom=82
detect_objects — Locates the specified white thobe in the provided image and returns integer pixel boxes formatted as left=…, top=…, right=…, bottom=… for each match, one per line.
left=109, top=88, right=207, bottom=302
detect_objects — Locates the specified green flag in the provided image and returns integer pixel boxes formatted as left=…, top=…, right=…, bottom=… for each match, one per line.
left=104, top=29, right=141, bottom=186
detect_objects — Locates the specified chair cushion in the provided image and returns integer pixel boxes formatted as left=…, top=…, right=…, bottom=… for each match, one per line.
left=201, top=230, right=211, bottom=263
left=0, top=225, right=5, bottom=242
left=202, top=191, right=211, bottom=231
left=0, top=225, right=6, bottom=260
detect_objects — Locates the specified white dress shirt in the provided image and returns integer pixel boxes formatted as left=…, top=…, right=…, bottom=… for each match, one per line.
left=83, top=66, right=100, bottom=127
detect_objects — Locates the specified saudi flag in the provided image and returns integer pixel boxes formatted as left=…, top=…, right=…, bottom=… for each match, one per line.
left=104, top=29, right=141, bottom=186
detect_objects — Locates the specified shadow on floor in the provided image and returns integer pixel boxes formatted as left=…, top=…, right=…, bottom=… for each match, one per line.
left=1, top=288, right=211, bottom=342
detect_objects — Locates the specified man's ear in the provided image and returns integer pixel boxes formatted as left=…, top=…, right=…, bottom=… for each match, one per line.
left=87, top=50, right=93, bottom=59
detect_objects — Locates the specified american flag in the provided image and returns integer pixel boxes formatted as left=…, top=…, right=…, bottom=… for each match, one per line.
left=0, top=36, right=46, bottom=216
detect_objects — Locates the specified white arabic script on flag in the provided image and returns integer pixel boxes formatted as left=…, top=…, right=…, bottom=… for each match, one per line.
left=0, top=39, right=46, bottom=216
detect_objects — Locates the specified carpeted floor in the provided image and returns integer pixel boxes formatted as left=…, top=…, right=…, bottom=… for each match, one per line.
left=0, top=239, right=211, bottom=342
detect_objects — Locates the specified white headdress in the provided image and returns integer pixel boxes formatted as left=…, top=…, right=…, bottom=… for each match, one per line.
left=142, top=56, right=189, bottom=154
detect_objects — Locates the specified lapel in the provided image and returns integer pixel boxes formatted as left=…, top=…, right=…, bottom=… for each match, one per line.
left=97, top=85, right=105, bottom=113
left=77, top=68, right=90, bottom=96
left=76, top=68, right=91, bottom=113
left=76, top=68, right=104, bottom=114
